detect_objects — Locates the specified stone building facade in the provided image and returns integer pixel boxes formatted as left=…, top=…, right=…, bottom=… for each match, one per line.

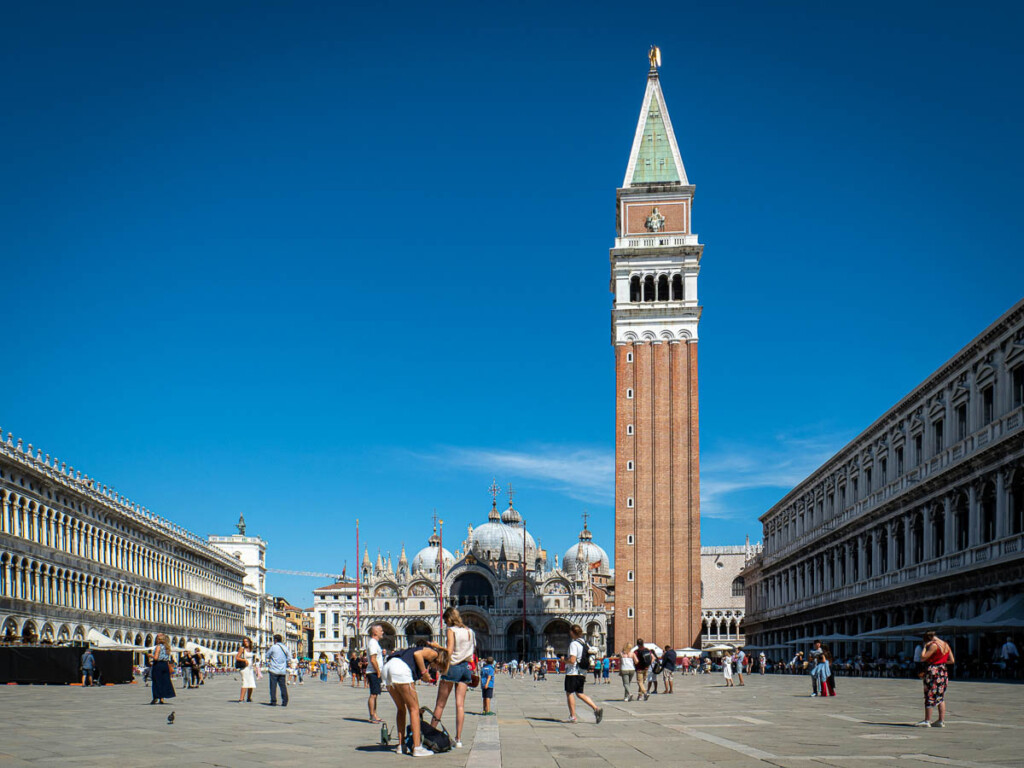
left=326, top=497, right=612, bottom=661
left=209, top=517, right=278, bottom=652
left=612, top=55, right=703, bottom=652
left=744, top=300, right=1024, bottom=656
left=0, top=431, right=246, bottom=655
left=701, top=543, right=761, bottom=649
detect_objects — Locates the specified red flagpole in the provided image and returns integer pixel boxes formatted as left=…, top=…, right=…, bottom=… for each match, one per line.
left=438, top=519, right=444, bottom=644
left=355, top=519, right=360, bottom=652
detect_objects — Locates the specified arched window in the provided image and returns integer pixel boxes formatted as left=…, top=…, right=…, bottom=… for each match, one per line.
left=672, top=274, right=683, bottom=300
left=419, top=601, right=425, bottom=610
left=643, top=276, right=655, bottom=302
left=732, top=577, right=745, bottom=597
left=629, top=276, right=641, bottom=302
left=954, top=494, right=969, bottom=550
left=383, top=601, right=390, bottom=611
left=1011, top=469, right=1024, bottom=536
left=657, top=274, right=669, bottom=301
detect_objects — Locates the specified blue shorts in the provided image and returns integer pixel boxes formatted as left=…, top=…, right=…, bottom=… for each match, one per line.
left=366, top=672, right=382, bottom=695
left=482, top=687, right=494, bottom=699
left=442, top=661, right=473, bottom=684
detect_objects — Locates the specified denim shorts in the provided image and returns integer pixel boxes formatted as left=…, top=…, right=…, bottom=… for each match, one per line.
left=442, top=661, right=473, bottom=684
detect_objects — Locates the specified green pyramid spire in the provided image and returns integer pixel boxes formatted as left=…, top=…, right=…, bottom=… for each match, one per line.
left=631, top=95, right=680, bottom=184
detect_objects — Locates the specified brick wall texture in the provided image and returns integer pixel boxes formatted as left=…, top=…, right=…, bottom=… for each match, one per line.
left=614, top=339, right=701, bottom=652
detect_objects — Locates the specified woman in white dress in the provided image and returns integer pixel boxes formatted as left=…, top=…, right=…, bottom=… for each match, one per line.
left=236, top=637, right=256, bottom=702
left=722, top=652, right=735, bottom=687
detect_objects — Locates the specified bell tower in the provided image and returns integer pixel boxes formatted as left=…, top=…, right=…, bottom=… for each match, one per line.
left=612, top=50, right=702, bottom=651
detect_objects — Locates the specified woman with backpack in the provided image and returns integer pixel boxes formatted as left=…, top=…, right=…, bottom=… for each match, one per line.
left=430, top=607, right=476, bottom=749
left=383, top=642, right=451, bottom=757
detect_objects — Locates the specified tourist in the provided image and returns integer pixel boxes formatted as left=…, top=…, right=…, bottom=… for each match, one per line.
left=634, top=638, right=652, bottom=701
left=735, top=648, right=746, bottom=686
left=812, top=652, right=832, bottom=697
left=661, top=645, right=677, bottom=693
left=80, top=648, right=95, bottom=687
left=317, top=652, right=328, bottom=682
left=1000, top=636, right=1019, bottom=672
left=287, top=656, right=298, bottom=685
left=592, top=656, right=602, bottom=684
left=601, top=654, right=611, bottom=684
left=366, top=624, right=385, bottom=724
left=809, top=641, right=824, bottom=696
left=822, top=645, right=836, bottom=696
left=618, top=645, right=636, bottom=701
left=349, top=652, right=359, bottom=687
left=564, top=624, right=603, bottom=724
left=149, top=633, right=176, bottom=705
left=235, top=637, right=256, bottom=703
left=680, top=654, right=691, bottom=676
left=647, top=644, right=661, bottom=695
left=382, top=642, right=451, bottom=757
left=723, top=652, right=734, bottom=687
left=481, top=656, right=496, bottom=715
left=266, top=634, right=291, bottom=707
left=916, top=631, right=954, bottom=727
left=758, top=651, right=766, bottom=675
left=430, top=607, right=476, bottom=749
left=336, top=651, right=348, bottom=683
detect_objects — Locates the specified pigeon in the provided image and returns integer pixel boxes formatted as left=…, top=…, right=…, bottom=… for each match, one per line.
left=167, top=711, right=175, bottom=725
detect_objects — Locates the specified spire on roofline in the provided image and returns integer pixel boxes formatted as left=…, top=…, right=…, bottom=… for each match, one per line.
left=623, top=48, right=688, bottom=188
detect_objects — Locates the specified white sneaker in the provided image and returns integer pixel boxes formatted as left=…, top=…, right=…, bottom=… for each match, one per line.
left=454, top=740, right=463, bottom=748
left=412, top=746, right=434, bottom=757
left=914, top=720, right=931, bottom=728
left=933, top=721, right=945, bottom=728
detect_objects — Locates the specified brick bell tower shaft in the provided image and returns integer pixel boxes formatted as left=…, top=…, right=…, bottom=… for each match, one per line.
left=612, top=52, right=703, bottom=652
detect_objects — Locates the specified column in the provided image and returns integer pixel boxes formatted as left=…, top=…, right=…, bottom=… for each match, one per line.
left=903, top=515, right=913, bottom=567
left=943, top=496, right=955, bottom=554
left=923, top=507, right=934, bottom=560
left=968, top=483, right=979, bottom=547
left=995, top=470, right=1009, bottom=540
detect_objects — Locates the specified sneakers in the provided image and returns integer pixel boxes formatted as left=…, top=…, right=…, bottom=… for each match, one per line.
left=644, top=693, right=650, bottom=701
left=566, top=716, right=578, bottom=723
left=914, top=720, right=931, bottom=727
left=933, top=721, right=945, bottom=728
left=623, top=695, right=630, bottom=702
left=595, top=708, right=604, bottom=725
left=454, top=740, right=463, bottom=748
left=411, top=746, right=433, bottom=757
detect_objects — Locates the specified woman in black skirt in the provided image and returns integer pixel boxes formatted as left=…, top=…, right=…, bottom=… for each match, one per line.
left=149, top=633, right=176, bottom=705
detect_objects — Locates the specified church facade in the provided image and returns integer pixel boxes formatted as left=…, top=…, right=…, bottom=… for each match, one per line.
left=325, top=494, right=612, bottom=661
left=612, top=53, right=703, bottom=651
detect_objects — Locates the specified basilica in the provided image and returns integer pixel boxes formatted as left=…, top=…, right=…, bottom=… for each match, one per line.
left=333, top=495, right=612, bottom=661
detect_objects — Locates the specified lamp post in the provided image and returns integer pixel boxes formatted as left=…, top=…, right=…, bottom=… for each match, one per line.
left=522, top=517, right=527, bottom=661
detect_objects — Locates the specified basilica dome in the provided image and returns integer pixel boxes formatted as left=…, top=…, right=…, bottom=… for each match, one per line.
left=469, top=503, right=537, bottom=563
left=410, top=529, right=455, bottom=573
left=562, top=523, right=611, bottom=575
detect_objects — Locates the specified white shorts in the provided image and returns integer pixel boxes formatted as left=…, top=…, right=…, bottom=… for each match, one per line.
left=383, top=657, right=414, bottom=686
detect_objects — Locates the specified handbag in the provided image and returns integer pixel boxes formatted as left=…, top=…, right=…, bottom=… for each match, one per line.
left=235, top=659, right=247, bottom=670
left=467, top=653, right=480, bottom=688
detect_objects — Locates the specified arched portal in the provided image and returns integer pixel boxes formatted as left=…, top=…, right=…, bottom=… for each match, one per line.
left=376, top=621, right=398, bottom=652
left=451, top=573, right=494, bottom=610
left=405, top=620, right=433, bottom=646
left=506, top=619, right=535, bottom=660
left=21, top=620, right=37, bottom=643
left=460, top=612, right=491, bottom=658
left=543, top=619, right=572, bottom=657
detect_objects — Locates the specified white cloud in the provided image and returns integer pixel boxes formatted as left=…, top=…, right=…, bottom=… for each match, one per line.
left=415, top=445, right=613, bottom=504
left=415, top=429, right=850, bottom=518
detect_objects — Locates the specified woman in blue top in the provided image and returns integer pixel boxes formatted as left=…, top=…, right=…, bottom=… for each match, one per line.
left=811, top=655, right=832, bottom=697
left=602, top=656, right=611, bottom=683
left=148, top=634, right=176, bottom=705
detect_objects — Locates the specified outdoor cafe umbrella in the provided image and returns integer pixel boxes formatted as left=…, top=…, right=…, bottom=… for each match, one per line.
left=674, top=647, right=702, bottom=657
left=703, top=644, right=736, bottom=653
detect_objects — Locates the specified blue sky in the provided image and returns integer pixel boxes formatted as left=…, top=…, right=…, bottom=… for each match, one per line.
left=2, top=1, right=1021, bottom=605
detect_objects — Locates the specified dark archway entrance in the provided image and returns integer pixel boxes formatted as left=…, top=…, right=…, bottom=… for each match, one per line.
left=405, top=620, right=434, bottom=646
left=451, top=573, right=494, bottom=610
left=543, top=619, right=572, bottom=657
left=461, top=611, right=491, bottom=659
left=506, top=619, right=535, bottom=660
left=377, top=621, right=398, bottom=652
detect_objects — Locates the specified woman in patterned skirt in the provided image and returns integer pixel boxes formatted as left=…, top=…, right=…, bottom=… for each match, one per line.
left=916, top=630, right=954, bottom=727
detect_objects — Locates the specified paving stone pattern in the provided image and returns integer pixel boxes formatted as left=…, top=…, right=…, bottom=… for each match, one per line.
left=0, top=672, right=1021, bottom=767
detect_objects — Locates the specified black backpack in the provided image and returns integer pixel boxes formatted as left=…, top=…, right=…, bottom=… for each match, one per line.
left=407, top=706, right=451, bottom=753
left=636, top=647, right=652, bottom=670
left=577, top=643, right=592, bottom=672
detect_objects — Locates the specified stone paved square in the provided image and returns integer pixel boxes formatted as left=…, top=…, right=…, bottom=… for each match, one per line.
left=1, top=672, right=1021, bottom=767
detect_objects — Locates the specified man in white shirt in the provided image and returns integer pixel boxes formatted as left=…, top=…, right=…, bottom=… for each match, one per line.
left=564, top=624, right=603, bottom=724
left=366, top=624, right=385, bottom=724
